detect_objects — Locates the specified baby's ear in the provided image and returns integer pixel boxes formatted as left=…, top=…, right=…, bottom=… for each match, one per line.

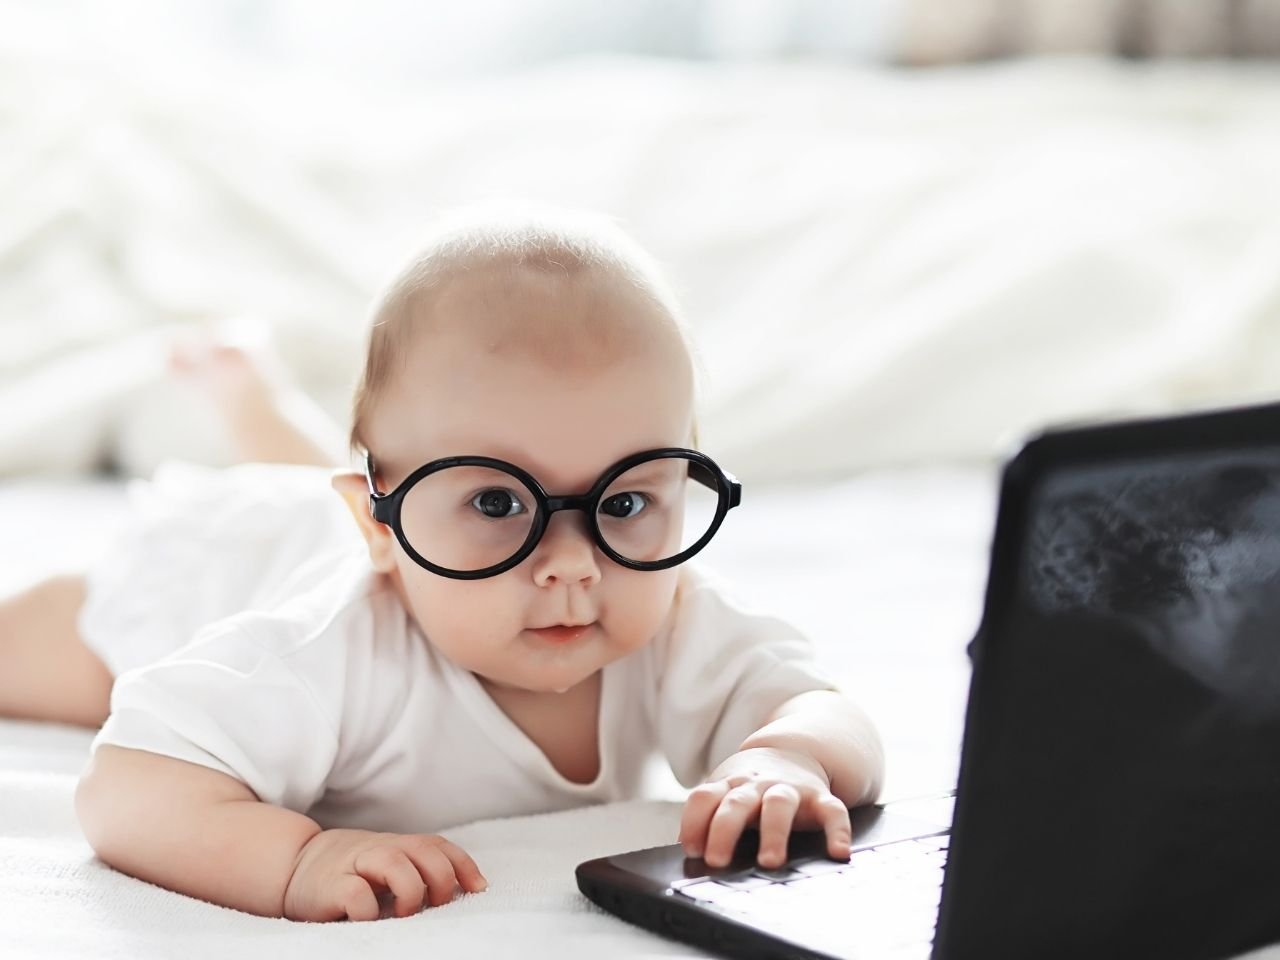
left=331, top=471, right=398, bottom=573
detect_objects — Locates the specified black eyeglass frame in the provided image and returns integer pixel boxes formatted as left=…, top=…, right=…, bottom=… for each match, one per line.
left=362, top=447, right=743, bottom=580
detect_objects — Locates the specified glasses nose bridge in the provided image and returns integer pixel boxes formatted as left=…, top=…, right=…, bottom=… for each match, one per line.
left=536, top=493, right=600, bottom=560
left=540, top=492, right=599, bottom=547
left=544, top=492, right=595, bottom=516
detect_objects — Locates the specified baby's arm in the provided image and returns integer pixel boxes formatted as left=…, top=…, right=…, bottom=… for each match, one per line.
left=76, top=745, right=487, bottom=920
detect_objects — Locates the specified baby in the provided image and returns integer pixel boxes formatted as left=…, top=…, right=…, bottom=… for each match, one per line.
left=4, top=206, right=884, bottom=921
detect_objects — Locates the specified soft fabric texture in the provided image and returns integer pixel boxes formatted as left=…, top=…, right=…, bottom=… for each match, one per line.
left=78, top=461, right=361, bottom=676
left=3, top=55, right=1279, bottom=483
left=2, top=739, right=694, bottom=960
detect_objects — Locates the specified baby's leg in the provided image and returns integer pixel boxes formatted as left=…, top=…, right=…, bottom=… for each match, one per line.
left=0, top=575, right=113, bottom=729
left=169, top=332, right=347, bottom=468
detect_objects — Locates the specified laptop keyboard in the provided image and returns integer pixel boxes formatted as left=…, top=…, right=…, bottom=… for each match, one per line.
left=671, top=834, right=949, bottom=958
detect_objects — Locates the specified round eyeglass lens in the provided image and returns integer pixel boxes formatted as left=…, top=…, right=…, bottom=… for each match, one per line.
left=596, top=456, right=721, bottom=564
left=398, top=465, right=540, bottom=572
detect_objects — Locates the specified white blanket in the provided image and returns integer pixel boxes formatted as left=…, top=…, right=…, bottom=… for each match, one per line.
left=1, top=724, right=688, bottom=960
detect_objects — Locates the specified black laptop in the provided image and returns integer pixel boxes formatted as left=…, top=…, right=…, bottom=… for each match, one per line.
left=577, top=400, right=1280, bottom=960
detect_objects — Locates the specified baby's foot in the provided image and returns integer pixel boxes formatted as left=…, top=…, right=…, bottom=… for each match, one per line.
left=168, top=326, right=347, bottom=468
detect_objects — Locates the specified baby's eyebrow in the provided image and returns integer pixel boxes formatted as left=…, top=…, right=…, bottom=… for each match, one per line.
left=448, top=447, right=687, bottom=489
left=603, top=458, right=684, bottom=483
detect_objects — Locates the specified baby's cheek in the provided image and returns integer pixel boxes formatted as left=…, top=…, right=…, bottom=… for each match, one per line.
left=404, top=579, right=511, bottom=648
left=605, top=573, right=679, bottom=652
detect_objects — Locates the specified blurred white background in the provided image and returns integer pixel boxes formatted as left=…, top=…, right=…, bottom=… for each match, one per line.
left=4, top=0, right=1279, bottom=484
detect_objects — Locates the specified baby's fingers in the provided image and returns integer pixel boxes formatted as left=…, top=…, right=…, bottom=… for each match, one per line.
left=756, top=784, right=801, bottom=868
left=438, top=839, right=488, bottom=893
left=679, top=780, right=732, bottom=859
left=398, top=835, right=488, bottom=903
left=330, top=874, right=381, bottom=922
left=703, top=784, right=764, bottom=869
left=352, top=847, right=427, bottom=918
left=814, top=794, right=853, bottom=860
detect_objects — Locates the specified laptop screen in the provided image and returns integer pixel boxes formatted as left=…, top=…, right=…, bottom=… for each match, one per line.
left=936, top=438, right=1280, bottom=960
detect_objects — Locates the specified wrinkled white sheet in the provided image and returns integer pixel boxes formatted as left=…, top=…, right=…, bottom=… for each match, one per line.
left=2, top=54, right=1279, bottom=482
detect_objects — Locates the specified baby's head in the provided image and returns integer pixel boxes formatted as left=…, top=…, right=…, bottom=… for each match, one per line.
left=333, top=206, right=732, bottom=696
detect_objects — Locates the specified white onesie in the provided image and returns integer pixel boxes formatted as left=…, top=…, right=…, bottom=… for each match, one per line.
left=86, top=462, right=840, bottom=833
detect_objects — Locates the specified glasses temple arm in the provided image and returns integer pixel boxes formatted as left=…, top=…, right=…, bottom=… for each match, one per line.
left=689, top=461, right=742, bottom=509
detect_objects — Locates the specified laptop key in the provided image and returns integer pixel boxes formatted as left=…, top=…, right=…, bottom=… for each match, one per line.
left=712, top=873, right=775, bottom=891
left=873, top=848, right=918, bottom=863
left=674, top=880, right=755, bottom=914
left=732, top=881, right=811, bottom=915
left=751, top=865, right=805, bottom=882
left=790, top=857, right=849, bottom=876
left=913, top=836, right=949, bottom=852
left=788, top=872, right=860, bottom=901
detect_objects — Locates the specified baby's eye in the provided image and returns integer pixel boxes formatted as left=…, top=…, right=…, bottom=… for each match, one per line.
left=599, top=492, right=649, bottom=520
left=471, top=488, right=529, bottom=519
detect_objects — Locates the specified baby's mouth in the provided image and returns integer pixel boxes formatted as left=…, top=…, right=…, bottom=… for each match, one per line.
left=527, top=622, right=596, bottom=644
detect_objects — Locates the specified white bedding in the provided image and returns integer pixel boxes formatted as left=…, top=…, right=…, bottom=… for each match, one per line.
left=3, top=53, right=1279, bottom=483
left=0, top=466, right=992, bottom=957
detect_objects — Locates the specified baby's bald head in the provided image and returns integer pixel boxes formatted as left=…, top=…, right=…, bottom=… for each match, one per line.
left=350, top=207, right=700, bottom=455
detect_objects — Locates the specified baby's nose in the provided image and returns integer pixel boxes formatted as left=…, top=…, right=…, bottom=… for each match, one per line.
left=531, top=511, right=601, bottom=585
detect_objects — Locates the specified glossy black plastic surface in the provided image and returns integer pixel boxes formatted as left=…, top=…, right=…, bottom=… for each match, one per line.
left=577, top=802, right=950, bottom=960
left=936, top=402, right=1280, bottom=960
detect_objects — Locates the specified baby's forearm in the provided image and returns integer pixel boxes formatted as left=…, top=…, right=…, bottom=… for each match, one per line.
left=76, top=745, right=322, bottom=917
left=738, top=690, right=885, bottom=806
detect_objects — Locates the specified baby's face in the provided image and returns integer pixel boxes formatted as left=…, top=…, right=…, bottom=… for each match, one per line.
left=362, top=266, right=695, bottom=696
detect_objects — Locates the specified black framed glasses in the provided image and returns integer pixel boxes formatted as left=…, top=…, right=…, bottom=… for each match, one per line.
left=362, top=447, right=742, bottom=580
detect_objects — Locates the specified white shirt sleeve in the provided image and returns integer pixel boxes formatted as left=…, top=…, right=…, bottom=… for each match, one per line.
left=653, top=565, right=842, bottom=788
left=90, top=611, right=344, bottom=814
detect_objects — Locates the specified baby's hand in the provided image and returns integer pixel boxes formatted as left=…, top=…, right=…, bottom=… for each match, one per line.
left=678, top=747, right=852, bottom=870
left=283, top=828, right=488, bottom=921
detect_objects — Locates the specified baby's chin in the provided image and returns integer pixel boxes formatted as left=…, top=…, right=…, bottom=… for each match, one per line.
left=488, top=661, right=600, bottom=696
left=479, top=645, right=611, bottom=695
